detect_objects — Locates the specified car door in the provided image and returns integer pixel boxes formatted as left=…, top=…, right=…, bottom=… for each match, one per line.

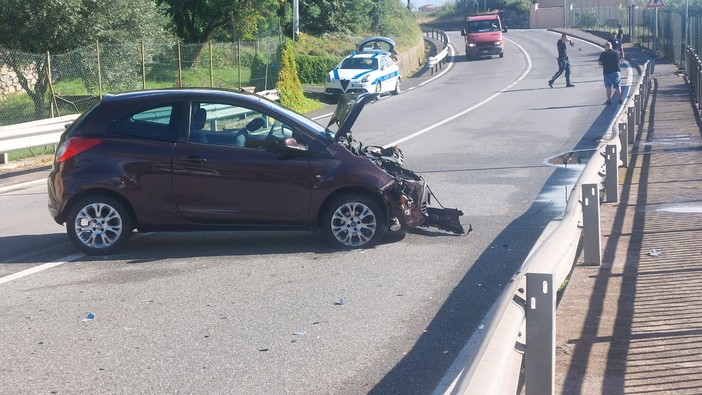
left=171, top=100, right=313, bottom=225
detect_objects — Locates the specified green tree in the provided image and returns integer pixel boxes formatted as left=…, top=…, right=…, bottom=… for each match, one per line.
left=286, top=0, right=374, bottom=35
left=0, top=0, right=171, bottom=118
left=276, top=39, right=320, bottom=113
left=371, top=0, right=420, bottom=42
left=157, top=0, right=282, bottom=42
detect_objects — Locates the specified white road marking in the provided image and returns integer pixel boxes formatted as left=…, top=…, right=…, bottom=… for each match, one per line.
left=0, top=252, right=84, bottom=285
left=384, top=38, right=532, bottom=148
left=0, top=179, right=45, bottom=194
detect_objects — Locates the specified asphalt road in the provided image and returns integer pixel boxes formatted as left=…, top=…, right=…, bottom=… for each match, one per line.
left=0, top=30, right=631, bottom=395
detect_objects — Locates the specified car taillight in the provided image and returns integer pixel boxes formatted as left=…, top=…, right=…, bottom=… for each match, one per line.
left=55, top=137, right=101, bottom=163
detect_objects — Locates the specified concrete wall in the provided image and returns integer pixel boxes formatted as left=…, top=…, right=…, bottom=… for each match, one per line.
left=397, top=37, right=426, bottom=78
left=530, top=3, right=566, bottom=29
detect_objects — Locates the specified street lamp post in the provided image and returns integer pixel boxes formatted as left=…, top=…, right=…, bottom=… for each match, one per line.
left=293, top=0, right=299, bottom=40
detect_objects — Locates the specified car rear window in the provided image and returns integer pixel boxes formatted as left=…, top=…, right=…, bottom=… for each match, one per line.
left=107, top=103, right=180, bottom=142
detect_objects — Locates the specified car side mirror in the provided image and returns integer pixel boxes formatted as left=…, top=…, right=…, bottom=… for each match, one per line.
left=280, top=137, right=307, bottom=152
left=461, top=29, right=467, bottom=36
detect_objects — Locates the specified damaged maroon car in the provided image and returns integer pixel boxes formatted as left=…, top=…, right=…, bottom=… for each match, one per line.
left=48, top=89, right=465, bottom=255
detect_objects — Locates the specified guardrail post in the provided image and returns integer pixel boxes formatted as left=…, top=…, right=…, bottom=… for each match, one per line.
left=582, top=183, right=602, bottom=266
left=526, top=272, right=555, bottom=395
left=0, top=153, right=7, bottom=165
left=618, top=122, right=629, bottom=167
left=605, top=145, right=619, bottom=203
left=627, top=107, right=636, bottom=141
left=634, top=94, right=641, bottom=126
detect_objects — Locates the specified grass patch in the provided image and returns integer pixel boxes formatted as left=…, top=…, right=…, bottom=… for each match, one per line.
left=7, top=145, right=56, bottom=162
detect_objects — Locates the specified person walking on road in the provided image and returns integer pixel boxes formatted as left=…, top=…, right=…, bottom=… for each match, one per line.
left=598, top=41, right=622, bottom=105
left=548, top=33, right=575, bottom=88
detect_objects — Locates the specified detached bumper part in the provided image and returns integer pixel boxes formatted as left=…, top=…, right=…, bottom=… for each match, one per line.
left=421, top=207, right=468, bottom=235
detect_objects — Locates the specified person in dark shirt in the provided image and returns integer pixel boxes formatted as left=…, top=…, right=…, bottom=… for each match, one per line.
left=598, top=42, right=622, bottom=105
left=548, top=33, right=575, bottom=88
left=607, top=31, right=624, bottom=59
left=616, top=24, right=624, bottom=42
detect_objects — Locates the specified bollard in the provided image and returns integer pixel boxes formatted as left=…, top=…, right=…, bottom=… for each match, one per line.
left=627, top=107, right=635, bottom=141
left=526, top=272, right=556, bottom=395
left=605, top=145, right=619, bottom=203
left=618, top=123, right=628, bottom=167
left=634, top=94, right=641, bottom=125
left=582, top=183, right=601, bottom=266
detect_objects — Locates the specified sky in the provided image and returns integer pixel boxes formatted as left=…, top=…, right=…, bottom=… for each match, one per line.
left=411, top=0, right=451, bottom=8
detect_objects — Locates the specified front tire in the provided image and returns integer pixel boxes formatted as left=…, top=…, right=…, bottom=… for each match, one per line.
left=321, top=195, right=385, bottom=249
left=65, top=195, right=132, bottom=255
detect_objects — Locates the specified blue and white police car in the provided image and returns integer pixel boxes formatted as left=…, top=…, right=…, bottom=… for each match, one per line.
left=324, top=37, right=401, bottom=99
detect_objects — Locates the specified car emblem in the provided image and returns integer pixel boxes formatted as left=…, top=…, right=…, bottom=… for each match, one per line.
left=341, top=80, right=350, bottom=91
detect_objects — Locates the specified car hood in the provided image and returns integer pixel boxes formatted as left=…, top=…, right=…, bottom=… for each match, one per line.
left=330, top=67, right=374, bottom=81
left=358, top=37, right=396, bottom=52
left=326, top=93, right=378, bottom=140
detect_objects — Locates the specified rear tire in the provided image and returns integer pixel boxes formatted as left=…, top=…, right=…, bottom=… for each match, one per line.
left=65, top=195, right=132, bottom=255
left=321, top=195, right=385, bottom=249
left=392, top=78, right=401, bottom=95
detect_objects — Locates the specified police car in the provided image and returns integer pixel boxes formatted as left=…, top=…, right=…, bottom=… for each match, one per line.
left=324, top=37, right=401, bottom=99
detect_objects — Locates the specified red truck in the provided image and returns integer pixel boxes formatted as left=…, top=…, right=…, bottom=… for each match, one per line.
left=460, top=13, right=507, bottom=60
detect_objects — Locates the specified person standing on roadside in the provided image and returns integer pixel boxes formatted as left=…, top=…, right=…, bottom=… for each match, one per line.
left=548, top=33, right=575, bottom=88
left=598, top=41, right=622, bottom=105
left=616, top=23, right=624, bottom=42
left=608, top=31, right=624, bottom=59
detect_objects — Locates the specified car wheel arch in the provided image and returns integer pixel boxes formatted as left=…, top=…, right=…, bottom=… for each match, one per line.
left=316, top=187, right=389, bottom=231
left=61, top=188, right=137, bottom=229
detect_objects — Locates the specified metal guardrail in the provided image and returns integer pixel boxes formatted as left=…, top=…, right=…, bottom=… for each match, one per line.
left=424, top=29, right=450, bottom=75
left=445, top=61, right=653, bottom=395
left=0, top=114, right=80, bottom=164
left=0, top=89, right=280, bottom=165
left=685, top=46, right=702, bottom=112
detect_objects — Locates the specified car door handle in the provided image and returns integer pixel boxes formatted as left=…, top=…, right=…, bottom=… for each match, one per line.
left=178, top=155, right=207, bottom=163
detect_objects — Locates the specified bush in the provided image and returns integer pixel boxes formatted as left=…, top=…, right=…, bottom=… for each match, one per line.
left=296, top=54, right=342, bottom=85
left=276, top=40, right=321, bottom=113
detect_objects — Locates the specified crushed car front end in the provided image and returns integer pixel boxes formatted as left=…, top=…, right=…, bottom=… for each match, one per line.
left=329, top=93, right=467, bottom=237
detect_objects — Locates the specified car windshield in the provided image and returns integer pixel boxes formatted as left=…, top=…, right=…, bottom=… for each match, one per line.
left=260, top=100, right=334, bottom=142
left=340, top=57, right=377, bottom=70
left=468, top=20, right=500, bottom=33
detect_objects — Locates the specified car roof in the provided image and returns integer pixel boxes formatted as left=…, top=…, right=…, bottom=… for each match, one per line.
left=101, top=88, right=265, bottom=105
left=345, top=51, right=386, bottom=59
left=466, top=14, right=500, bottom=21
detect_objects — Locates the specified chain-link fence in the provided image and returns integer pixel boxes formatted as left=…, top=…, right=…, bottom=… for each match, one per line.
left=565, top=4, right=695, bottom=68
left=0, top=37, right=282, bottom=126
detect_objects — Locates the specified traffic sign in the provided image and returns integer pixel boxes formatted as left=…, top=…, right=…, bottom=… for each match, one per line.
left=647, top=0, right=665, bottom=8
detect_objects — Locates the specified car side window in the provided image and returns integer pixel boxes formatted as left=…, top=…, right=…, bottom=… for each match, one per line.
left=189, top=102, right=302, bottom=151
left=108, top=104, right=179, bottom=142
